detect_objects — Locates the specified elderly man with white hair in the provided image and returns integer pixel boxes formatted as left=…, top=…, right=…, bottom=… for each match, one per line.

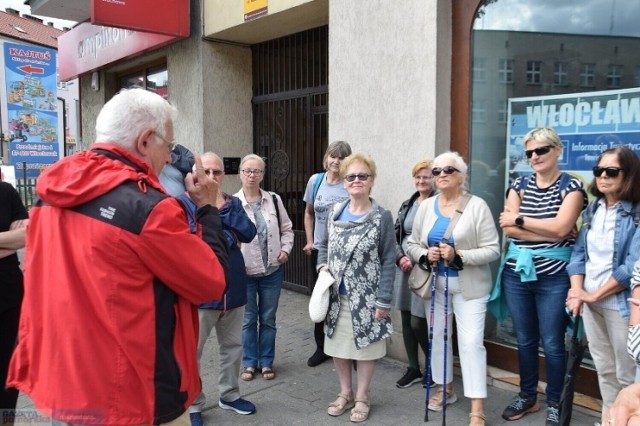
left=7, top=88, right=228, bottom=426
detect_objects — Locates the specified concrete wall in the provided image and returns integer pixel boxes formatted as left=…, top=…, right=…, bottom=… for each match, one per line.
left=329, top=0, right=452, bottom=362
left=79, top=0, right=254, bottom=196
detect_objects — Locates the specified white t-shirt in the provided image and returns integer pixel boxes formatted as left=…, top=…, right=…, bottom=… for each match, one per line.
left=303, top=173, right=349, bottom=249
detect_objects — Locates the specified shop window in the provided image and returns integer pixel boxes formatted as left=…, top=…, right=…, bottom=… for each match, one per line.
left=471, top=99, right=486, bottom=123
left=497, top=100, right=507, bottom=123
left=498, top=59, right=514, bottom=84
left=580, top=63, right=596, bottom=87
left=607, top=64, right=623, bottom=88
left=553, top=62, right=568, bottom=86
left=526, top=60, right=542, bottom=84
left=469, top=0, right=640, bottom=364
left=473, top=58, right=487, bottom=82
left=117, top=62, right=168, bottom=99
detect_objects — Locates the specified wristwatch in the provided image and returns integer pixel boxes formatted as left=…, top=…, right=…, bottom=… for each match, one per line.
left=515, top=216, right=525, bottom=228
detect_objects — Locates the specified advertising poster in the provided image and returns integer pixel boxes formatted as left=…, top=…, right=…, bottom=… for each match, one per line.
left=506, top=88, right=640, bottom=197
left=4, top=42, right=59, bottom=178
left=244, top=0, right=268, bottom=21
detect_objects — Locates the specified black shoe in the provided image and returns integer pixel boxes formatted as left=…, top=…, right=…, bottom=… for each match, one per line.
left=307, top=349, right=331, bottom=367
left=546, top=402, right=560, bottom=426
left=422, top=373, right=437, bottom=389
left=396, top=367, right=422, bottom=388
left=501, top=393, right=539, bottom=421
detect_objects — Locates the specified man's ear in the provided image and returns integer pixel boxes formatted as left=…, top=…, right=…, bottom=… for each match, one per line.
left=136, top=129, right=155, bottom=155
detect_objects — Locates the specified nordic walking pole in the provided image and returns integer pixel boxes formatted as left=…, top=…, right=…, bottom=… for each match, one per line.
left=424, top=261, right=438, bottom=422
left=441, top=262, right=449, bottom=426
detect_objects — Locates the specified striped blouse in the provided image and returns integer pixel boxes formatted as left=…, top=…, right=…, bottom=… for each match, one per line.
left=506, top=173, right=586, bottom=275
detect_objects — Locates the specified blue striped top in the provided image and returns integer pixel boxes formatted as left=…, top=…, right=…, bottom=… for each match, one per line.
left=506, top=173, right=586, bottom=275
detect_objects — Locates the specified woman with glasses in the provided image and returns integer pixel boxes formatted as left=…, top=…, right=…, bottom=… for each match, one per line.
left=497, top=127, right=587, bottom=425
left=393, top=159, right=435, bottom=389
left=303, top=140, right=352, bottom=368
left=234, top=154, right=294, bottom=382
left=317, top=152, right=395, bottom=423
left=407, top=151, right=500, bottom=426
left=566, top=146, right=640, bottom=425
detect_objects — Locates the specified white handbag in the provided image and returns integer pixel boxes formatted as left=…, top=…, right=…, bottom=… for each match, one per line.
left=308, top=270, right=335, bottom=323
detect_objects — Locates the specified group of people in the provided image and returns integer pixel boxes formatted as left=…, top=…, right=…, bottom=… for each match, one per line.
left=2, top=87, right=640, bottom=426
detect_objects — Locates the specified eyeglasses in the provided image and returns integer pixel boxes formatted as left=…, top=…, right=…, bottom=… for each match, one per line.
left=431, top=166, right=460, bottom=176
left=153, top=131, right=175, bottom=153
left=593, top=166, right=622, bottom=178
left=414, top=175, right=432, bottom=181
left=525, top=145, right=554, bottom=159
left=344, top=173, right=371, bottom=182
left=241, top=168, right=264, bottom=176
left=204, top=169, right=224, bottom=177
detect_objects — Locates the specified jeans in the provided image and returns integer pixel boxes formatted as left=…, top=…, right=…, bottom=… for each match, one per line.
left=502, top=267, right=569, bottom=403
left=242, top=266, right=284, bottom=368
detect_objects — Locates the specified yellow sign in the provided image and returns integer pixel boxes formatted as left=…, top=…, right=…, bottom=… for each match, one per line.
left=244, top=0, right=268, bottom=22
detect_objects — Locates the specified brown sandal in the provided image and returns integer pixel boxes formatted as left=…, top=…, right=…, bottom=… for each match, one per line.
left=469, top=412, right=486, bottom=426
left=261, top=366, right=275, bottom=380
left=327, top=393, right=354, bottom=417
left=240, top=367, right=256, bottom=381
left=350, top=397, right=370, bottom=423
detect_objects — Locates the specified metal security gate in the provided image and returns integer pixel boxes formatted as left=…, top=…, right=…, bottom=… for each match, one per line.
left=252, top=26, right=328, bottom=294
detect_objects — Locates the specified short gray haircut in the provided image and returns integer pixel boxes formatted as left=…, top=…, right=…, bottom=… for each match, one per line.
left=95, top=88, right=177, bottom=151
left=201, top=151, right=223, bottom=166
left=239, top=153, right=265, bottom=170
left=433, top=151, right=468, bottom=189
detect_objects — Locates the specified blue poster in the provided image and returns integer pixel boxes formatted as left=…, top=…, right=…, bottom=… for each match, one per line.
left=507, top=88, right=640, bottom=195
left=4, top=42, right=59, bottom=178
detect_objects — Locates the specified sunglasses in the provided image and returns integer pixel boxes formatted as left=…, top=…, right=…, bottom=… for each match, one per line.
left=525, top=145, right=554, bottom=159
left=593, top=166, right=622, bottom=178
left=204, top=169, right=224, bottom=177
left=431, top=166, right=460, bottom=176
left=344, top=173, right=371, bottom=182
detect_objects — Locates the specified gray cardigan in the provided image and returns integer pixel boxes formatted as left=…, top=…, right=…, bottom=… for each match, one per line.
left=317, top=199, right=396, bottom=349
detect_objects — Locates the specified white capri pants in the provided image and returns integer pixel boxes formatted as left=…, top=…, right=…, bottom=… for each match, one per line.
left=424, top=275, right=488, bottom=398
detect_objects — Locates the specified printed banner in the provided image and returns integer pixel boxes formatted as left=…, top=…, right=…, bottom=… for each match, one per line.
left=4, top=42, right=59, bottom=178
left=244, top=0, right=268, bottom=21
left=506, top=88, right=640, bottom=195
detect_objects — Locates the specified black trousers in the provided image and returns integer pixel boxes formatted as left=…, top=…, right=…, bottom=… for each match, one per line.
left=0, top=305, right=20, bottom=418
left=310, top=249, right=325, bottom=351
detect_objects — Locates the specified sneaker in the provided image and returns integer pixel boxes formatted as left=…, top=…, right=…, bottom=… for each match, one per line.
left=427, top=387, right=458, bottom=411
left=501, top=393, right=539, bottom=421
left=307, top=349, right=331, bottom=367
left=219, top=398, right=257, bottom=415
left=422, top=371, right=437, bottom=389
left=396, top=367, right=422, bottom=388
left=189, top=412, right=204, bottom=426
left=546, top=402, right=560, bottom=426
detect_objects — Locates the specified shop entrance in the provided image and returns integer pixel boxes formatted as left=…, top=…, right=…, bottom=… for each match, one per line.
left=251, top=26, right=328, bottom=294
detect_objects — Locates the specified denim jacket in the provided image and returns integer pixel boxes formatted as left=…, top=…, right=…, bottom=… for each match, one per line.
left=567, top=199, right=640, bottom=320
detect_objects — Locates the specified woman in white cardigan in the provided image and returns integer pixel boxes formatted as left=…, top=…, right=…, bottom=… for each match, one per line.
left=407, top=151, right=500, bottom=426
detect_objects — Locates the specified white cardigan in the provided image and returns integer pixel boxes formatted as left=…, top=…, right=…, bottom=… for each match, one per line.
left=406, top=194, right=500, bottom=300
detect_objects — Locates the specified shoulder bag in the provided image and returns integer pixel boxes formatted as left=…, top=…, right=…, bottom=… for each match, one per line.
left=408, top=194, right=471, bottom=300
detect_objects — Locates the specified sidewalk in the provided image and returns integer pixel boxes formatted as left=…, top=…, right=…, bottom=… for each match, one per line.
left=17, top=288, right=599, bottom=425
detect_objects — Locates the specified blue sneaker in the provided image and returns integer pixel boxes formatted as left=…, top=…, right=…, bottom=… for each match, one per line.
left=219, top=398, right=256, bottom=415
left=189, top=412, right=204, bottom=426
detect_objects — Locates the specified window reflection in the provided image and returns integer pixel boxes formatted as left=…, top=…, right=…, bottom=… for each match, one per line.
left=118, top=64, right=168, bottom=99
left=469, top=0, right=640, bottom=358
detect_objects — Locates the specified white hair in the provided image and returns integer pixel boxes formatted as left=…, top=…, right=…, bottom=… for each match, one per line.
left=433, top=151, right=469, bottom=190
left=239, top=153, right=265, bottom=170
left=196, top=152, right=223, bottom=171
left=95, top=88, right=177, bottom=150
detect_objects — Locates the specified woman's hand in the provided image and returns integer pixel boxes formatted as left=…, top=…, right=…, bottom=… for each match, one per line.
left=374, top=308, right=389, bottom=320
left=302, top=241, right=314, bottom=256
left=568, top=287, right=597, bottom=304
left=398, top=256, right=413, bottom=273
left=437, top=242, right=456, bottom=263
left=499, top=207, right=518, bottom=229
left=427, top=246, right=441, bottom=264
left=566, top=296, right=583, bottom=316
left=609, top=383, right=640, bottom=426
left=277, top=251, right=289, bottom=264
